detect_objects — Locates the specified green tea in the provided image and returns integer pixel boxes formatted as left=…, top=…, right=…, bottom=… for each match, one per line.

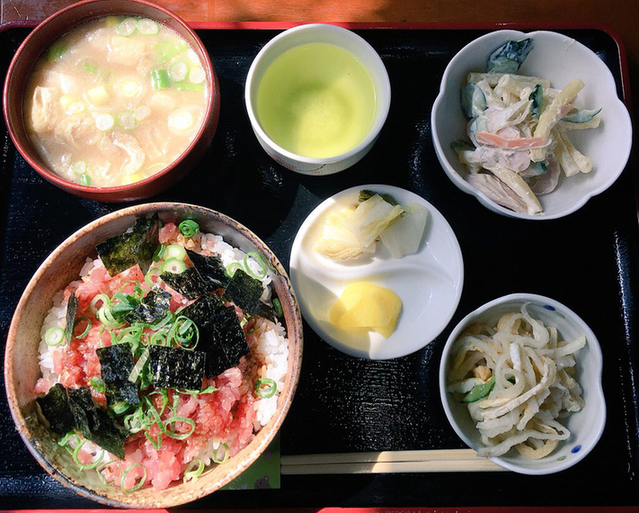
left=256, top=42, right=377, bottom=159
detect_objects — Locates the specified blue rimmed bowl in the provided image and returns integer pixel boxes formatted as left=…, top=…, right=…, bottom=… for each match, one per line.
left=439, top=292, right=605, bottom=474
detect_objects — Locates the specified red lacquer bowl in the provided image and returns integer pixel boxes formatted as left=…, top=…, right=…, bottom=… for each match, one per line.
left=3, top=0, right=221, bottom=202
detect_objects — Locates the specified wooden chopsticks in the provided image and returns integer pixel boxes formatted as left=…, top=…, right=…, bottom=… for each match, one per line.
left=281, top=449, right=504, bottom=474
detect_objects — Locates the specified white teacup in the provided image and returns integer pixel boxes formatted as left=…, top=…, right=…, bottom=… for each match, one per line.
left=245, top=24, right=391, bottom=176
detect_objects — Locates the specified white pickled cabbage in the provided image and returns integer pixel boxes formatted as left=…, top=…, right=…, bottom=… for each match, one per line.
left=345, top=194, right=404, bottom=248
left=379, top=204, right=428, bottom=258
left=315, top=206, right=372, bottom=260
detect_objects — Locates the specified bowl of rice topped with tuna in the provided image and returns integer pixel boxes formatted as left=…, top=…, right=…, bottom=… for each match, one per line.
left=4, top=203, right=303, bottom=508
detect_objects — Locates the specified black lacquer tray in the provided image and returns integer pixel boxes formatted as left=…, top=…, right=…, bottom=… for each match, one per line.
left=1, top=23, right=638, bottom=508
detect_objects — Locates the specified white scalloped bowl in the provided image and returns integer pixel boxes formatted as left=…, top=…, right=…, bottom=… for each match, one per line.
left=439, top=293, right=606, bottom=474
left=431, top=30, right=633, bottom=220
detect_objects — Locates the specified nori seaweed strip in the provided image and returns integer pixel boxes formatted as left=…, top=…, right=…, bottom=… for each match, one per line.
left=178, top=293, right=225, bottom=327
left=67, top=387, right=128, bottom=459
left=222, top=270, right=264, bottom=315
left=97, top=343, right=140, bottom=409
left=64, top=293, right=79, bottom=345
left=202, top=336, right=232, bottom=377
left=160, top=267, right=212, bottom=300
left=96, top=214, right=160, bottom=276
left=125, top=286, right=171, bottom=324
left=36, top=383, right=75, bottom=435
left=254, top=301, right=276, bottom=322
left=212, top=306, right=250, bottom=366
left=105, top=381, right=139, bottom=411
left=148, top=346, right=206, bottom=390
left=186, top=249, right=229, bottom=288
left=198, top=306, right=249, bottom=377
left=97, top=344, right=135, bottom=384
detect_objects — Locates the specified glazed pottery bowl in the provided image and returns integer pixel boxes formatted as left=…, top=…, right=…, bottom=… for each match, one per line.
left=5, top=203, right=303, bottom=507
left=439, top=293, right=605, bottom=474
left=3, top=0, right=220, bottom=202
left=431, top=30, right=632, bottom=220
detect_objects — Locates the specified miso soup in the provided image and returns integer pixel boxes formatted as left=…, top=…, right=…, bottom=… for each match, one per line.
left=24, top=16, right=208, bottom=187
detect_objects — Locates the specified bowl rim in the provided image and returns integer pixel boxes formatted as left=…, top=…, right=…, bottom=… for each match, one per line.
left=4, top=202, right=303, bottom=507
left=244, top=23, right=391, bottom=165
left=430, top=29, right=633, bottom=221
left=289, top=183, right=465, bottom=360
left=2, top=0, right=218, bottom=197
left=438, top=292, right=606, bottom=475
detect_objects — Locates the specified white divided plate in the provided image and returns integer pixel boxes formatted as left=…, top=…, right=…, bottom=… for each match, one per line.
left=290, top=184, right=464, bottom=359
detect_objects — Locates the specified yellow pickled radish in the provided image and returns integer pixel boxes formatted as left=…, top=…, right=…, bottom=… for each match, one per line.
left=329, top=282, right=402, bottom=338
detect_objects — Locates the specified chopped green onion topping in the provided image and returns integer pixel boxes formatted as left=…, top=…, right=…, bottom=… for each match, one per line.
left=121, top=462, right=147, bottom=492
left=244, top=252, right=268, bottom=280
left=170, top=315, right=199, bottom=350
left=90, top=293, right=110, bottom=315
left=116, top=78, right=142, bottom=99
left=164, top=416, right=196, bottom=440
left=116, top=18, right=138, bottom=37
left=44, top=326, right=65, bottom=347
left=70, top=161, right=87, bottom=176
left=144, top=430, right=163, bottom=449
left=136, top=18, right=159, bottom=35
left=58, top=432, right=80, bottom=455
left=80, top=174, right=91, bottom=186
left=66, top=101, right=86, bottom=115
left=161, top=257, right=187, bottom=275
left=175, top=82, right=205, bottom=93
left=182, top=385, right=218, bottom=395
left=128, top=347, right=150, bottom=383
left=272, top=298, right=283, bottom=318
left=134, top=105, right=151, bottom=122
left=255, top=377, right=277, bottom=399
left=189, top=67, right=206, bottom=84
left=178, top=220, right=199, bottom=238
left=154, top=40, right=188, bottom=63
left=81, top=62, right=99, bottom=75
left=153, top=244, right=167, bottom=262
left=144, top=267, right=162, bottom=288
left=226, top=261, right=244, bottom=278
left=109, top=401, right=132, bottom=416
left=95, top=114, right=115, bottom=132
left=150, top=69, right=171, bottom=90
left=168, top=60, right=189, bottom=82
left=74, top=317, right=92, bottom=339
left=97, top=460, right=122, bottom=487
left=90, top=376, right=106, bottom=393
left=212, top=443, right=229, bottom=464
left=47, top=44, right=66, bottom=62
left=165, top=243, right=187, bottom=260
left=183, top=457, right=205, bottom=483
left=117, top=111, right=137, bottom=131
left=72, top=438, right=105, bottom=470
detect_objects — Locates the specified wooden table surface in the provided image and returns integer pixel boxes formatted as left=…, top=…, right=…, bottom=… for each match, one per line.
left=3, top=0, right=639, bottom=122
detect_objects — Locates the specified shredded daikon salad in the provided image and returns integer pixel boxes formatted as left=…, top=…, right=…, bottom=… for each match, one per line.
left=453, top=38, right=602, bottom=214
left=447, top=304, right=586, bottom=459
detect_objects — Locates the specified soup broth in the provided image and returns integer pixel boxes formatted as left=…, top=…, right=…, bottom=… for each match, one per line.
left=25, top=16, right=208, bottom=187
